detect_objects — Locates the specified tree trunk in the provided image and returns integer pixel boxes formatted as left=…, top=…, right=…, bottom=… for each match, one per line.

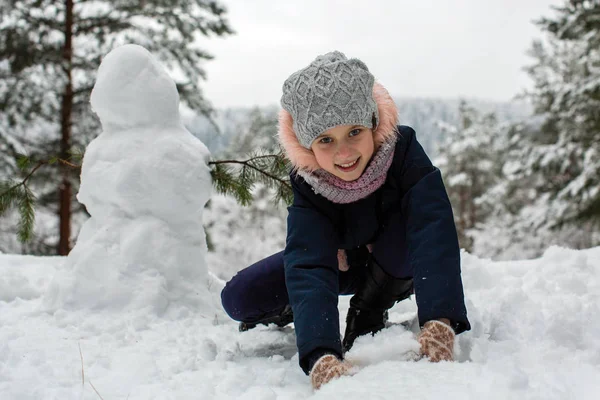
left=58, top=0, right=74, bottom=256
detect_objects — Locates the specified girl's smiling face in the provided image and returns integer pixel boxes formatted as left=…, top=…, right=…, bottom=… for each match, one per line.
left=310, top=124, right=375, bottom=181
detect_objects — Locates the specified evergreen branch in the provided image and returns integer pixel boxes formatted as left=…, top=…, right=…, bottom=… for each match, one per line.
left=0, top=156, right=81, bottom=242
left=243, top=154, right=284, bottom=163
left=209, top=156, right=291, bottom=190
left=0, top=180, right=20, bottom=215
left=67, top=147, right=85, bottom=162
left=210, top=163, right=253, bottom=206
left=17, top=185, right=35, bottom=242
left=209, top=152, right=293, bottom=207
left=0, top=160, right=44, bottom=242
left=0, top=155, right=81, bottom=200
left=272, top=182, right=294, bottom=206
left=22, top=160, right=47, bottom=185
left=16, top=153, right=30, bottom=170
left=0, top=160, right=47, bottom=200
left=58, top=159, right=81, bottom=169
left=212, top=154, right=284, bottom=164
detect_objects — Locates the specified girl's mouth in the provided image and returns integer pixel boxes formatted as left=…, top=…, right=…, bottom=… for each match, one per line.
left=335, top=157, right=360, bottom=173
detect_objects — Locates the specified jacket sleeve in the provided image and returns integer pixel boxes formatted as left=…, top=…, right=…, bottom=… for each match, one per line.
left=283, top=175, right=343, bottom=373
left=398, top=127, right=470, bottom=334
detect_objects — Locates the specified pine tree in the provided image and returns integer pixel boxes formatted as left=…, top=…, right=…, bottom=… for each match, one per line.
left=472, top=0, right=600, bottom=259
left=514, top=0, right=600, bottom=245
left=0, top=0, right=233, bottom=254
left=436, top=101, right=505, bottom=252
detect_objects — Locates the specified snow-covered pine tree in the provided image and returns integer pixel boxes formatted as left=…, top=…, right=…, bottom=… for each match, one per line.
left=468, top=120, right=546, bottom=260
left=436, top=101, right=505, bottom=252
left=0, top=0, right=233, bottom=254
left=509, top=0, right=600, bottom=249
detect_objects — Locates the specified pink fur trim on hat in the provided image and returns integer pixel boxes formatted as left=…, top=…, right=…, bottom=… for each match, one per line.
left=278, top=81, right=399, bottom=172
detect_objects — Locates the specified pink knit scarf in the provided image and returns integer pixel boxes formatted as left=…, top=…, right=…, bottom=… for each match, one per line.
left=298, top=135, right=397, bottom=204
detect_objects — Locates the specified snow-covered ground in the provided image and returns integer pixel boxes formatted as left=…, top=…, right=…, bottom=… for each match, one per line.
left=3, top=43, right=599, bottom=399
left=1, top=246, right=599, bottom=399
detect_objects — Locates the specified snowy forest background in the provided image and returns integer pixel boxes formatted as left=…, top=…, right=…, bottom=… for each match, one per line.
left=1, top=0, right=600, bottom=278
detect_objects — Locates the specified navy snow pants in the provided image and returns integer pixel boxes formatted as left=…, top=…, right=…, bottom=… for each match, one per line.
left=221, top=211, right=414, bottom=325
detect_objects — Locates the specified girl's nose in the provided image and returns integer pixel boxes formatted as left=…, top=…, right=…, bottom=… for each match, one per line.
left=336, top=142, right=352, bottom=158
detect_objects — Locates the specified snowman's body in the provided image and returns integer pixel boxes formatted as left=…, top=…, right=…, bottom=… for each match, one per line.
left=44, top=45, right=212, bottom=315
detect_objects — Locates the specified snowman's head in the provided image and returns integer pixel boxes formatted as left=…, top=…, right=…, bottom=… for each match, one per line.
left=91, top=44, right=180, bottom=130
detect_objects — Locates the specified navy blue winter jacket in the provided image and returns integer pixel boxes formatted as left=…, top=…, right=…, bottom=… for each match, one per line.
left=283, top=126, right=470, bottom=371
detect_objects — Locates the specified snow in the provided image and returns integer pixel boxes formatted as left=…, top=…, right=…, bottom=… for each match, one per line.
left=42, top=44, right=213, bottom=315
left=89, top=44, right=181, bottom=131
left=1, top=247, right=600, bottom=398
left=204, top=191, right=287, bottom=282
left=2, top=44, right=599, bottom=398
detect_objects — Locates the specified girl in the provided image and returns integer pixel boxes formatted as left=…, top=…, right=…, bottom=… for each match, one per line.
left=221, top=51, right=470, bottom=390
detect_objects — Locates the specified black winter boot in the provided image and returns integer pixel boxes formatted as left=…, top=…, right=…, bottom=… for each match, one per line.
left=342, top=257, right=413, bottom=352
left=239, top=304, right=294, bottom=332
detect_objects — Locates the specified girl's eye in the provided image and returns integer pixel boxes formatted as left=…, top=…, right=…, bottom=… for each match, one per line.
left=319, top=137, right=333, bottom=144
left=349, top=128, right=362, bottom=137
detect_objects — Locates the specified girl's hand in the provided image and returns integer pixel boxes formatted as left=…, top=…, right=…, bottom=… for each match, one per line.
left=309, top=354, right=355, bottom=390
left=418, top=320, right=455, bottom=362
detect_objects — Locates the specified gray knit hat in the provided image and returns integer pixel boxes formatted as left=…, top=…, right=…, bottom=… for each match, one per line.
left=280, top=51, right=379, bottom=148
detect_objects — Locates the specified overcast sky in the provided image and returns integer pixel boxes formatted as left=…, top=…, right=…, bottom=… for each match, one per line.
left=198, top=0, right=563, bottom=109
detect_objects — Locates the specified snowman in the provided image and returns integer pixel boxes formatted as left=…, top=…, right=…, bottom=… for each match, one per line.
left=44, top=44, right=213, bottom=316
